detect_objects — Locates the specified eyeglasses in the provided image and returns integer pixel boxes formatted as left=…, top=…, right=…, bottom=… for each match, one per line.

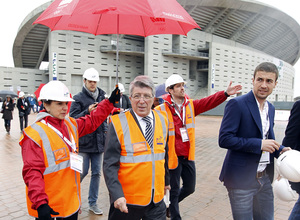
left=131, top=94, right=153, bottom=100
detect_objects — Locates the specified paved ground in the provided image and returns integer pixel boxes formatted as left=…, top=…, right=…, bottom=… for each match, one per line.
left=0, top=110, right=296, bottom=219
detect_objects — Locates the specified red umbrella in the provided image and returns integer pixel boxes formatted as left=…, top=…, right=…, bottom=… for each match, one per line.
left=34, top=83, right=46, bottom=104
left=33, top=0, right=199, bottom=36
left=33, top=0, right=200, bottom=84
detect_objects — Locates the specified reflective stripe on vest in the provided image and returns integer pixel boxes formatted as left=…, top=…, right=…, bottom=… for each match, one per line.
left=65, top=117, right=79, bottom=144
left=118, top=112, right=167, bottom=164
left=185, top=102, right=195, bottom=129
left=111, top=110, right=168, bottom=206
left=158, top=104, right=175, bottom=136
left=157, top=100, right=196, bottom=169
left=31, top=124, right=70, bottom=175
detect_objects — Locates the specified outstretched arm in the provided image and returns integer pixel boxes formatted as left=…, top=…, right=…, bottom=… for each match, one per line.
left=225, top=81, right=242, bottom=96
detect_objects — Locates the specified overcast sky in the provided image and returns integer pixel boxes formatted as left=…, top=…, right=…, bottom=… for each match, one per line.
left=0, top=0, right=299, bottom=97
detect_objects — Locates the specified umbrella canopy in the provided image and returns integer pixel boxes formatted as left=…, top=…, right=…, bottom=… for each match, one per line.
left=0, top=90, right=18, bottom=100
left=155, top=83, right=167, bottom=98
left=33, top=0, right=200, bottom=85
left=33, top=0, right=200, bottom=37
left=34, top=83, right=46, bottom=102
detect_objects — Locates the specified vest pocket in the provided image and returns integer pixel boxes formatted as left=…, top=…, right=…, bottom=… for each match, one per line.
left=53, top=148, right=68, bottom=161
left=132, top=142, right=147, bottom=153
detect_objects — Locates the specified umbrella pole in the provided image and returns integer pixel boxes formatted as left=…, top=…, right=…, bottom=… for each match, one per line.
left=116, top=33, right=119, bottom=85
left=113, top=15, right=120, bottom=105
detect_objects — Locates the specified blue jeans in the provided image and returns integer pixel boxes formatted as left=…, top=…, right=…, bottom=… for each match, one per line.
left=30, top=105, right=36, bottom=113
left=227, top=175, right=274, bottom=220
left=289, top=194, right=300, bottom=220
left=169, top=157, right=196, bottom=220
left=79, top=152, right=103, bottom=207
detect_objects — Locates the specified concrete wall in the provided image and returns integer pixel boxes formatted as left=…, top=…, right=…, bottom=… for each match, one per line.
left=209, top=35, right=295, bottom=102
left=48, top=31, right=144, bottom=95
left=0, top=66, right=48, bottom=95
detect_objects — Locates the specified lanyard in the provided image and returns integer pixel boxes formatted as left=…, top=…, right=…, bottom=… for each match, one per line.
left=41, top=119, right=77, bottom=152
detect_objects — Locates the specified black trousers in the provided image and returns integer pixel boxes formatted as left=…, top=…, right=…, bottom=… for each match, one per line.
left=108, top=199, right=166, bottom=220
left=19, top=114, right=28, bottom=131
left=169, top=157, right=196, bottom=220
left=35, top=211, right=78, bottom=220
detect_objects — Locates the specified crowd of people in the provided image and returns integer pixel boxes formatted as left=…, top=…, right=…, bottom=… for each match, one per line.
left=0, top=91, right=42, bottom=135
left=0, top=61, right=296, bottom=220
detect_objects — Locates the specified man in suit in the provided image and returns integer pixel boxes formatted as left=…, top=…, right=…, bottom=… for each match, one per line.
left=103, top=75, right=170, bottom=220
left=219, top=62, right=290, bottom=220
left=282, top=100, right=300, bottom=219
left=17, top=91, right=30, bottom=132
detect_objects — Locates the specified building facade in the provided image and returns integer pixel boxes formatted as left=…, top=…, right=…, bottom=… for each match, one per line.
left=1, top=0, right=299, bottom=101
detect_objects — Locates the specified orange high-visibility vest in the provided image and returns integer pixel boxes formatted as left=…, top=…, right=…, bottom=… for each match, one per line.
left=110, top=110, right=168, bottom=206
left=19, top=117, right=81, bottom=218
left=156, top=100, right=195, bottom=169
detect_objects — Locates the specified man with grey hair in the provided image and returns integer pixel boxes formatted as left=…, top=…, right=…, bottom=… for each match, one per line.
left=104, top=75, right=170, bottom=220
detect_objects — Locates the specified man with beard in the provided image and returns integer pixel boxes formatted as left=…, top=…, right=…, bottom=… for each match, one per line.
left=156, top=74, right=242, bottom=219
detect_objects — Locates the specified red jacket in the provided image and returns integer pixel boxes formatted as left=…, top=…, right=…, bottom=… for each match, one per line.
left=21, top=99, right=113, bottom=210
left=163, top=91, right=227, bottom=157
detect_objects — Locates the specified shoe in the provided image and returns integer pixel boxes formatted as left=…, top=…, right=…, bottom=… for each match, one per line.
left=89, top=205, right=103, bottom=215
left=166, top=207, right=171, bottom=218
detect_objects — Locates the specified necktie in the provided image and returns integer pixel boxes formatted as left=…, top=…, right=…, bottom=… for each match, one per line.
left=142, top=116, right=153, bottom=148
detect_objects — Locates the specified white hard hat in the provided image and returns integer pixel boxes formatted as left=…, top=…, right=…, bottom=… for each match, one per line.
left=273, top=177, right=298, bottom=201
left=165, top=74, right=186, bottom=92
left=277, top=150, right=300, bottom=182
left=83, top=68, right=99, bottom=82
left=19, top=91, right=25, bottom=98
left=38, top=81, right=74, bottom=102
left=118, top=83, right=125, bottom=93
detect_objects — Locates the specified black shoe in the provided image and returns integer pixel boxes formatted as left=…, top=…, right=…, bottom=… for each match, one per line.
left=166, top=207, right=171, bottom=218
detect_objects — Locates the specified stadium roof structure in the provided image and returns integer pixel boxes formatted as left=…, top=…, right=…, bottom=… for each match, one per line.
left=13, top=0, right=300, bottom=69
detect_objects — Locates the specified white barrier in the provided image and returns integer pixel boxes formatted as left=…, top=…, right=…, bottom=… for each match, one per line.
left=275, top=110, right=290, bottom=121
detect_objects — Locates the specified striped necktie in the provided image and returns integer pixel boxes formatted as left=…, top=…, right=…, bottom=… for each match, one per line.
left=142, top=116, right=153, bottom=148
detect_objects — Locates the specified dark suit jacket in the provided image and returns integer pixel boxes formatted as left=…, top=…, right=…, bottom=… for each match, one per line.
left=282, top=100, right=300, bottom=193
left=219, top=91, right=283, bottom=189
left=69, top=87, right=107, bottom=153
left=17, top=97, right=30, bottom=116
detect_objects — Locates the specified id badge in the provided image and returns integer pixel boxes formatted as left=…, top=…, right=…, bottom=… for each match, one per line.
left=180, top=127, right=189, bottom=142
left=259, top=151, right=270, bottom=164
left=70, top=153, right=83, bottom=173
